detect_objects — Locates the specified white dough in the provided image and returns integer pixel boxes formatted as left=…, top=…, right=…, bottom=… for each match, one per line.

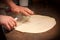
left=14, top=15, right=56, bottom=33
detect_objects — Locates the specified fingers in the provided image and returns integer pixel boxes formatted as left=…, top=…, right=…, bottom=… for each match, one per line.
left=24, top=8, right=34, bottom=15
left=21, top=10, right=30, bottom=16
left=5, top=23, right=11, bottom=30
left=19, top=7, right=34, bottom=16
left=5, top=21, right=15, bottom=30
left=10, top=17, right=17, bottom=26
left=10, top=6, right=34, bottom=16
left=8, top=20, right=15, bottom=27
left=5, top=17, right=17, bottom=30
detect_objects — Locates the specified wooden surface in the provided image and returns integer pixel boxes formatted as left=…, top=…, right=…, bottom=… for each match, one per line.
left=0, top=2, right=59, bottom=40
left=5, top=25, right=58, bottom=40
left=5, top=3, right=60, bottom=40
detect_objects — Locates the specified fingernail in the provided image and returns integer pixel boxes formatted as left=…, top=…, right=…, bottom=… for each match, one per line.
left=32, top=11, right=34, bottom=14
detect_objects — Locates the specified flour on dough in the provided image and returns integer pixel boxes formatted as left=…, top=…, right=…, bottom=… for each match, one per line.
left=14, top=15, right=56, bottom=33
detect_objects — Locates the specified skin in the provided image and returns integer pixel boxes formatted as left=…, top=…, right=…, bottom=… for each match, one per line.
left=0, top=15, right=17, bottom=30
left=10, top=6, right=34, bottom=16
left=5, top=0, right=34, bottom=16
left=0, top=0, right=34, bottom=30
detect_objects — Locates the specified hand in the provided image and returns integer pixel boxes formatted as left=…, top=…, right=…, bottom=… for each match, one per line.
left=10, top=5, right=34, bottom=16
left=0, top=15, right=17, bottom=30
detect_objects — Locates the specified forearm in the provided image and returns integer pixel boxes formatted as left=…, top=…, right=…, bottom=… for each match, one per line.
left=4, top=0, right=17, bottom=8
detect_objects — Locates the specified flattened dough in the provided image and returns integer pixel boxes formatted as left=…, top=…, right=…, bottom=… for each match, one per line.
left=14, top=15, right=56, bottom=33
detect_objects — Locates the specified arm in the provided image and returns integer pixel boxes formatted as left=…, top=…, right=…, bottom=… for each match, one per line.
left=5, top=0, right=17, bottom=8
left=4, top=0, right=34, bottom=16
left=0, top=15, right=17, bottom=30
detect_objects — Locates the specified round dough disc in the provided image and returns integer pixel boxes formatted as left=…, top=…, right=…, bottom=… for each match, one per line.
left=14, top=15, right=56, bottom=33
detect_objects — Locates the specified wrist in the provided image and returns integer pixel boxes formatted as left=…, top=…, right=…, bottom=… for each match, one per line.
left=6, top=0, right=17, bottom=8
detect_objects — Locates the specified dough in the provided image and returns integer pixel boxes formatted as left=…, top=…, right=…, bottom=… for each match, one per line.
left=14, top=15, right=56, bottom=33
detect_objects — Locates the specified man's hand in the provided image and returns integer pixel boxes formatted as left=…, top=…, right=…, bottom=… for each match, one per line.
left=10, top=6, right=34, bottom=16
left=5, top=0, right=34, bottom=16
left=0, top=15, right=17, bottom=30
